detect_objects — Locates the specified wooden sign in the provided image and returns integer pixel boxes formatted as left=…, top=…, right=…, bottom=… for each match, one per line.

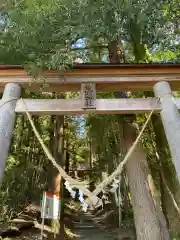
left=41, top=191, right=60, bottom=220
left=81, top=83, right=96, bottom=109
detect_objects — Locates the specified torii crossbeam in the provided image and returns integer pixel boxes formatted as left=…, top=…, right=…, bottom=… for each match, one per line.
left=0, top=63, right=180, bottom=92
left=0, top=63, right=180, bottom=185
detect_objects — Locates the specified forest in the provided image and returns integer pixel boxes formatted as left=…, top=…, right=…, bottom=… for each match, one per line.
left=0, top=0, right=180, bottom=239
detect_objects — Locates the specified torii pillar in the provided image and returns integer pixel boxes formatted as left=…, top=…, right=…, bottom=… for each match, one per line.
left=154, top=81, right=180, bottom=182
left=0, top=83, right=21, bottom=183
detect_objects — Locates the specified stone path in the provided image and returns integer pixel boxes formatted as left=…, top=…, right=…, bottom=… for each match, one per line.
left=74, top=212, right=116, bottom=240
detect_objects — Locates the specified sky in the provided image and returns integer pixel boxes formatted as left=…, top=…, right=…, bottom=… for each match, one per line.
left=72, top=38, right=86, bottom=49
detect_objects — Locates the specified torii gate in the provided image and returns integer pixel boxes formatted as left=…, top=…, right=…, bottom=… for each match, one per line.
left=0, top=63, right=180, bottom=184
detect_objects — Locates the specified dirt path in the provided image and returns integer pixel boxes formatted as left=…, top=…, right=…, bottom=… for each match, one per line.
left=74, top=212, right=116, bottom=240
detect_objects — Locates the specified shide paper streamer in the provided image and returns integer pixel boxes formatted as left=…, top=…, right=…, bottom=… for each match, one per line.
left=65, top=181, right=88, bottom=212
left=110, top=179, right=120, bottom=193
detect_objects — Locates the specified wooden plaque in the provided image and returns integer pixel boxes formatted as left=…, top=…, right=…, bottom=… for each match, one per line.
left=81, top=83, right=96, bottom=109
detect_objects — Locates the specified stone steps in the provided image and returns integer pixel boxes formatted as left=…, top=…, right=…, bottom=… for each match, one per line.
left=74, top=212, right=115, bottom=240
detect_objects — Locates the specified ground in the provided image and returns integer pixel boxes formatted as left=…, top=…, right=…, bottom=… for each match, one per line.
left=0, top=203, right=119, bottom=240
left=73, top=212, right=116, bottom=240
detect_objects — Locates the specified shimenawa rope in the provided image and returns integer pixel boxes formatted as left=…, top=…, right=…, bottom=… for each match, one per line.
left=0, top=95, right=169, bottom=208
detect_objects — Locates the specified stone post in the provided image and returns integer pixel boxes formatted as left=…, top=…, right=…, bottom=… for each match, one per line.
left=0, top=83, right=21, bottom=182
left=154, top=81, right=180, bottom=182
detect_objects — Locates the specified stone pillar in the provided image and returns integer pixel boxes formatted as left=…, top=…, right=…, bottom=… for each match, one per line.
left=0, top=83, right=21, bottom=182
left=153, top=81, right=180, bottom=182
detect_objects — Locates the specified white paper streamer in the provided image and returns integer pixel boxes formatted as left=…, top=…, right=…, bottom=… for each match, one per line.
left=70, top=190, right=76, bottom=199
left=65, top=182, right=88, bottom=212
left=82, top=202, right=88, bottom=212
left=110, top=179, right=120, bottom=193
left=102, top=193, right=110, bottom=203
left=78, top=190, right=85, bottom=203
left=78, top=190, right=89, bottom=212
left=65, top=181, right=76, bottom=199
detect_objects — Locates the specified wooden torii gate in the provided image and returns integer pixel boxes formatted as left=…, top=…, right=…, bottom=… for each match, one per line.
left=0, top=63, right=180, bottom=184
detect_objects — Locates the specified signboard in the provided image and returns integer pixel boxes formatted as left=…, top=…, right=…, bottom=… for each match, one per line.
left=41, top=192, right=60, bottom=220
left=81, top=83, right=96, bottom=109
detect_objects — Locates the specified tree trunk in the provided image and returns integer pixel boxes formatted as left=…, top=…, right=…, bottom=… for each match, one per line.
left=89, top=140, right=95, bottom=191
left=108, top=39, right=126, bottom=63
left=121, top=173, right=132, bottom=222
left=107, top=40, right=169, bottom=239
left=51, top=115, right=64, bottom=239
left=108, top=39, right=130, bottom=226
left=124, top=123, right=170, bottom=240
left=65, top=150, right=70, bottom=174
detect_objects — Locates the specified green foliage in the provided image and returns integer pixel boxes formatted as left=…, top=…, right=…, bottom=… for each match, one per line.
left=86, top=113, right=123, bottom=174
left=1, top=0, right=179, bottom=69
left=0, top=0, right=179, bottom=236
left=0, top=111, right=52, bottom=221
